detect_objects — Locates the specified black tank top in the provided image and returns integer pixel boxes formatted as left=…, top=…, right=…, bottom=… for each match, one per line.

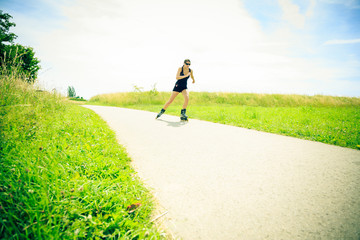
left=180, top=66, right=191, bottom=81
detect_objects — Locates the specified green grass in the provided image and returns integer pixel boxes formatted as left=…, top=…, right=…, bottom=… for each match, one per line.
left=89, top=91, right=360, bottom=150
left=1, top=69, right=165, bottom=238
left=89, top=91, right=360, bottom=107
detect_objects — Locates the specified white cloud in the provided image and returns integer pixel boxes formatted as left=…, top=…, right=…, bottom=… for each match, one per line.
left=324, top=38, right=360, bottom=45
left=306, top=0, right=316, bottom=18
left=277, top=0, right=316, bottom=29
left=37, top=0, right=271, bottom=97
left=278, top=0, right=305, bottom=28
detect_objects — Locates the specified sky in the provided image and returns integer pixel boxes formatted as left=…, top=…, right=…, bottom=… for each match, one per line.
left=1, top=0, right=360, bottom=99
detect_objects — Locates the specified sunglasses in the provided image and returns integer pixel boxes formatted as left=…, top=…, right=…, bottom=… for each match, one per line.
left=185, top=63, right=191, bottom=65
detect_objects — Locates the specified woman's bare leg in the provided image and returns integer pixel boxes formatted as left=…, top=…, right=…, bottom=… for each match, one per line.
left=163, top=91, right=180, bottom=110
left=181, top=89, right=189, bottom=109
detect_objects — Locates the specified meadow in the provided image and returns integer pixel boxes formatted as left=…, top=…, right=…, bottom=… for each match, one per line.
left=0, top=70, right=165, bottom=238
left=89, top=91, right=360, bottom=150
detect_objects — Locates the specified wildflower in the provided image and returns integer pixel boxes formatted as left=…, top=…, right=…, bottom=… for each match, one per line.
left=28, top=189, right=34, bottom=193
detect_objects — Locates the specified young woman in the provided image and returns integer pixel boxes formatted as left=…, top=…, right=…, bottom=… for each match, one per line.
left=156, top=59, right=195, bottom=121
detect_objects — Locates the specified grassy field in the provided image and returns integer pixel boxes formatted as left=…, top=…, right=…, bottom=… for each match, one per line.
left=89, top=91, right=360, bottom=150
left=0, top=70, right=165, bottom=238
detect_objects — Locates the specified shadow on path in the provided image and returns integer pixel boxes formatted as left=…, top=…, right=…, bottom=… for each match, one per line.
left=156, top=118, right=188, bottom=128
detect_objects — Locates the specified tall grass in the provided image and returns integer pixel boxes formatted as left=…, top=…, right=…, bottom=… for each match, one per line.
left=89, top=91, right=360, bottom=149
left=0, top=68, right=165, bottom=238
left=90, top=91, right=360, bottom=108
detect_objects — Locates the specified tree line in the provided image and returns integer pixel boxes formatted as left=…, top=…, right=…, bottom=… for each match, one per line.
left=0, top=10, right=40, bottom=83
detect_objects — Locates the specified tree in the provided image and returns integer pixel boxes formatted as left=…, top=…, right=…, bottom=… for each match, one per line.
left=0, top=10, right=17, bottom=45
left=0, top=10, right=40, bottom=83
left=1, top=44, right=41, bottom=82
left=67, top=86, right=76, bottom=98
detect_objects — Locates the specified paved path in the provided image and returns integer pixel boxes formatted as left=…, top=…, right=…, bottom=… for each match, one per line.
left=84, top=105, right=360, bottom=240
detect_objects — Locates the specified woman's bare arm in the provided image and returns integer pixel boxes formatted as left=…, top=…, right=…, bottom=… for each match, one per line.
left=190, top=70, right=195, bottom=83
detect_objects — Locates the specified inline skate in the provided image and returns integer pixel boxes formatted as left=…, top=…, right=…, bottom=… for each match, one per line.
left=180, top=109, right=188, bottom=121
left=156, top=109, right=165, bottom=119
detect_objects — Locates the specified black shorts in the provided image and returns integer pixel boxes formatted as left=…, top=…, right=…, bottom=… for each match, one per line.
left=173, top=80, right=187, bottom=92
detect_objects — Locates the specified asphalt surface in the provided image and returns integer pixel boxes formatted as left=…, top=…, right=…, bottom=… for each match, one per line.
left=84, top=105, right=360, bottom=240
